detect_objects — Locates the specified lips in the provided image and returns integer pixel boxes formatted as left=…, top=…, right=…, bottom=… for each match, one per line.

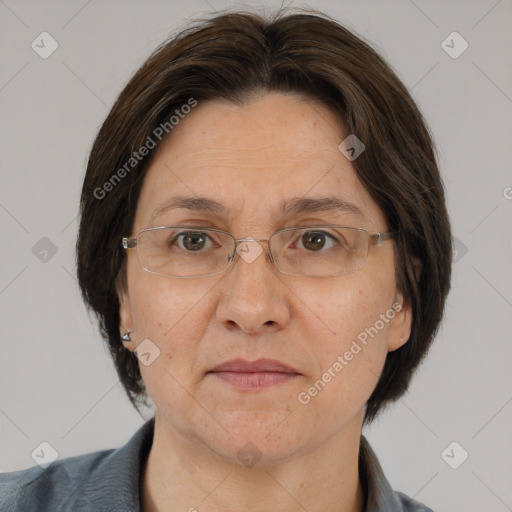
left=209, top=358, right=301, bottom=391
left=210, top=358, right=300, bottom=374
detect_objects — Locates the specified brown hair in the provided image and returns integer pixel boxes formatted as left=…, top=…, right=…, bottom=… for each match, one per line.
left=77, top=8, right=452, bottom=424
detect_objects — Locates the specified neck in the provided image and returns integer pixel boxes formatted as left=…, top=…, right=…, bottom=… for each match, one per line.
left=141, top=412, right=365, bottom=512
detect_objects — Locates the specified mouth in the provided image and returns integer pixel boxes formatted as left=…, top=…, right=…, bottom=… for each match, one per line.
left=208, top=358, right=301, bottom=391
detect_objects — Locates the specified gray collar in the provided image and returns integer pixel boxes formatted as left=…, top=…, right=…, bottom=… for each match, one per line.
left=36, top=417, right=428, bottom=511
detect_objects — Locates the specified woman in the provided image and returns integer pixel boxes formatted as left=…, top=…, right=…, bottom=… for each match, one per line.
left=0, top=8, right=451, bottom=512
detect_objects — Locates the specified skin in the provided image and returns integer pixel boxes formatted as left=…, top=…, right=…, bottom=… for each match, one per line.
left=118, top=92, right=412, bottom=512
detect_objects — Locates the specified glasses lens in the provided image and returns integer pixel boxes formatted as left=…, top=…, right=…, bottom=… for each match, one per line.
left=271, top=227, right=369, bottom=277
left=136, top=227, right=234, bottom=277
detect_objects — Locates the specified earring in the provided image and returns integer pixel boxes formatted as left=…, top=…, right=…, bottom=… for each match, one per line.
left=121, top=330, right=132, bottom=342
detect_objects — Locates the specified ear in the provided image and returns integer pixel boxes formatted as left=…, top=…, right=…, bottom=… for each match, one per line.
left=387, top=256, right=421, bottom=352
left=117, top=282, right=136, bottom=352
left=386, top=291, right=413, bottom=352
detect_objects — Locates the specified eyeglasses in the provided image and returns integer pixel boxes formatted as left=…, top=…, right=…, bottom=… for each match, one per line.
left=122, top=225, right=396, bottom=278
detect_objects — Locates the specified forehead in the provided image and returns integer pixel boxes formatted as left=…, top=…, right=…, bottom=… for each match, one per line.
left=133, top=93, right=386, bottom=232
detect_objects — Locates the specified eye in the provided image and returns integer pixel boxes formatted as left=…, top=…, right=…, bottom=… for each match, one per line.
left=173, top=231, right=216, bottom=252
left=295, top=230, right=340, bottom=252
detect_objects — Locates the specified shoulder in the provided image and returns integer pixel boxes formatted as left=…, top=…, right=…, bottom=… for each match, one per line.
left=0, top=417, right=155, bottom=512
left=0, top=448, right=115, bottom=512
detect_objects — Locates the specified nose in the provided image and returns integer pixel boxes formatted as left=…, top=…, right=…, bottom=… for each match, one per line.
left=215, top=239, right=291, bottom=334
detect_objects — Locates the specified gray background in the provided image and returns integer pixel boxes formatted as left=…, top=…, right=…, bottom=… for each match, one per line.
left=1, top=0, right=511, bottom=510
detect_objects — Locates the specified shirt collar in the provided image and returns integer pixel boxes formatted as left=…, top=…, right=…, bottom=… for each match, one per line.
left=79, top=419, right=408, bottom=512
left=359, top=435, right=409, bottom=511
left=76, top=416, right=155, bottom=511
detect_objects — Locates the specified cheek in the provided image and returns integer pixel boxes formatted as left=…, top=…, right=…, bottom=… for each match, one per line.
left=307, top=271, right=394, bottom=347
left=128, top=256, right=210, bottom=330
left=297, top=274, right=394, bottom=410
left=128, top=272, right=212, bottom=380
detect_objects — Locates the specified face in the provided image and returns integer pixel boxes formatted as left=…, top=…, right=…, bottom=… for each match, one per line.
left=119, top=92, right=411, bottom=464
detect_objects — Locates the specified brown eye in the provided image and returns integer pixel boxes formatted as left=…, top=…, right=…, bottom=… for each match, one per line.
left=299, top=231, right=337, bottom=251
left=175, top=232, right=212, bottom=251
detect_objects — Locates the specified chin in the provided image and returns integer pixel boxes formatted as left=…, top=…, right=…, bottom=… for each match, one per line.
left=196, top=409, right=314, bottom=467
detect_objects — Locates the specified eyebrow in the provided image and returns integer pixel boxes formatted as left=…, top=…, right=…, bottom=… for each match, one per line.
left=150, top=195, right=364, bottom=222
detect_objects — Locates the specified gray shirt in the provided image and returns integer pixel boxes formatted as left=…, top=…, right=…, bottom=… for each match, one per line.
left=0, top=417, right=433, bottom=511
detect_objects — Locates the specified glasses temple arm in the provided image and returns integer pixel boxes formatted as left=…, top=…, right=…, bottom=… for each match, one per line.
left=373, top=231, right=397, bottom=246
left=122, top=237, right=137, bottom=249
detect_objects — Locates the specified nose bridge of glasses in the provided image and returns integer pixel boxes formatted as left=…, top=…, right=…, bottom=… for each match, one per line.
left=231, top=237, right=272, bottom=257
left=234, top=237, right=270, bottom=244
left=223, top=235, right=283, bottom=274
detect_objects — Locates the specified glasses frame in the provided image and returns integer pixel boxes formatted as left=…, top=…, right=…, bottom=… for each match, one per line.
left=122, top=225, right=397, bottom=278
